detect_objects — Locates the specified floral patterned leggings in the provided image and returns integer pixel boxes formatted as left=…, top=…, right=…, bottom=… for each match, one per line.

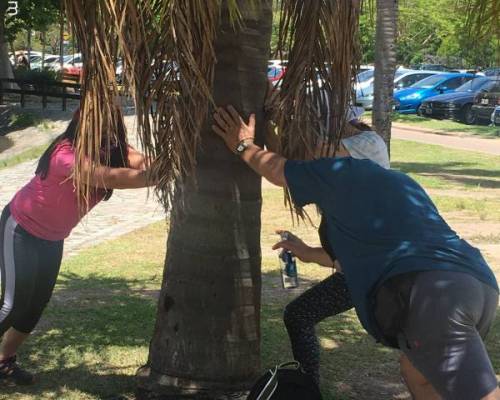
left=283, top=272, right=353, bottom=384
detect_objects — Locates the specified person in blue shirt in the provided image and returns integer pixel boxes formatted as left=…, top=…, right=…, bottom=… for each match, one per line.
left=212, top=105, right=499, bottom=400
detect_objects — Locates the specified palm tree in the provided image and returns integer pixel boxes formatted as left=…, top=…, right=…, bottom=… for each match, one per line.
left=372, top=0, right=398, bottom=150
left=63, top=0, right=359, bottom=398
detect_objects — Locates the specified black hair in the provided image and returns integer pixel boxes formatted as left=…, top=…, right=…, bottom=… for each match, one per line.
left=36, top=115, right=79, bottom=179
left=35, top=114, right=129, bottom=201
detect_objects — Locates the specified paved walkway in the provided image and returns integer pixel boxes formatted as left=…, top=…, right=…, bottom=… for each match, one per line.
left=392, top=124, right=500, bottom=156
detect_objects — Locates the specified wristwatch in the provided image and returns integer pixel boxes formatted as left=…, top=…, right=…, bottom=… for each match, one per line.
left=235, top=140, right=252, bottom=155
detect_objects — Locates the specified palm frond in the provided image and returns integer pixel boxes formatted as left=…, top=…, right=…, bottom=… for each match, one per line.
left=274, top=0, right=361, bottom=213
left=64, top=0, right=127, bottom=211
left=112, top=0, right=220, bottom=210
left=65, top=0, right=229, bottom=211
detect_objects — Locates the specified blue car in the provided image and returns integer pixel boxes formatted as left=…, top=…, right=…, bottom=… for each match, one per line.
left=394, top=73, right=476, bottom=114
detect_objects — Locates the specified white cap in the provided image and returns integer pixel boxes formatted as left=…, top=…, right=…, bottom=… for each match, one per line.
left=341, top=131, right=390, bottom=169
left=346, top=106, right=365, bottom=122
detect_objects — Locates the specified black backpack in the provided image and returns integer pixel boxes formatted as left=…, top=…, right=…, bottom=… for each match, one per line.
left=246, top=362, right=323, bottom=400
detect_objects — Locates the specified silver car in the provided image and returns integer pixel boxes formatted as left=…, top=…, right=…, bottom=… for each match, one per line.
left=356, top=70, right=443, bottom=110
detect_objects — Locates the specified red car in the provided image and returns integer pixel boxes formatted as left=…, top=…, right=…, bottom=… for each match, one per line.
left=63, top=64, right=82, bottom=80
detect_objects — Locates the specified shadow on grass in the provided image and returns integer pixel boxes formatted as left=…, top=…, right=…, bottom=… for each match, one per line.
left=391, top=161, right=500, bottom=189
left=261, top=272, right=409, bottom=400
left=3, top=269, right=499, bottom=400
left=1, top=271, right=158, bottom=400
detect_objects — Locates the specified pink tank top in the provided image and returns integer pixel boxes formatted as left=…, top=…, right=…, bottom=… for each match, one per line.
left=10, top=140, right=104, bottom=241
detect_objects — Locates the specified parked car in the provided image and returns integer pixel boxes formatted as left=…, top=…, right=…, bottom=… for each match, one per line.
left=356, top=70, right=441, bottom=110
left=471, top=81, right=500, bottom=124
left=30, top=54, right=59, bottom=71
left=418, top=77, right=498, bottom=124
left=52, top=53, right=82, bottom=72
left=491, top=106, right=500, bottom=126
left=359, top=64, right=373, bottom=73
left=61, top=53, right=83, bottom=80
left=483, top=67, right=500, bottom=78
left=393, top=73, right=476, bottom=114
left=268, top=59, right=287, bottom=85
left=410, top=63, right=449, bottom=72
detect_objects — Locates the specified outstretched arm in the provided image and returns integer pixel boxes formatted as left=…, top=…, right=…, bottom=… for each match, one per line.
left=80, top=161, right=153, bottom=190
left=212, top=106, right=287, bottom=187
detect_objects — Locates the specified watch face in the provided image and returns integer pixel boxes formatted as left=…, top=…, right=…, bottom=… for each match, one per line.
left=236, top=142, right=247, bottom=153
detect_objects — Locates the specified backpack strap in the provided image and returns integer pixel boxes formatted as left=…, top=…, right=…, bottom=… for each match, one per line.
left=256, top=366, right=278, bottom=400
left=277, top=361, right=300, bottom=371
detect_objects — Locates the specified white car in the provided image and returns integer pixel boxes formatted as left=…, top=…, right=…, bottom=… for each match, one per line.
left=30, top=54, right=60, bottom=70
left=356, top=69, right=443, bottom=110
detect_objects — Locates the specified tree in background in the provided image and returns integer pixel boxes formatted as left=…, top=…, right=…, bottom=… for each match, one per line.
left=0, top=0, right=59, bottom=82
left=359, top=0, right=498, bottom=68
left=372, top=0, right=398, bottom=148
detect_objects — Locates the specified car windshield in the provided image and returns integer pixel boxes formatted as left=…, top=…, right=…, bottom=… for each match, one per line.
left=455, top=77, right=490, bottom=92
left=410, top=74, right=447, bottom=88
left=357, top=69, right=374, bottom=82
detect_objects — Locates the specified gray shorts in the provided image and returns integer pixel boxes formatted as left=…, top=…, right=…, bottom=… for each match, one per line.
left=395, top=270, right=498, bottom=400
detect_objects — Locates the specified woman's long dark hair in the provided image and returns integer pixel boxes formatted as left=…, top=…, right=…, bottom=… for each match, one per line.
left=35, top=110, right=129, bottom=201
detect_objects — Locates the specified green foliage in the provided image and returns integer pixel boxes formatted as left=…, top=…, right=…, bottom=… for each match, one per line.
left=8, top=110, right=40, bottom=129
left=13, top=66, right=60, bottom=83
left=0, top=144, right=47, bottom=170
left=5, top=0, right=59, bottom=42
left=12, top=66, right=62, bottom=93
left=357, top=0, right=498, bottom=67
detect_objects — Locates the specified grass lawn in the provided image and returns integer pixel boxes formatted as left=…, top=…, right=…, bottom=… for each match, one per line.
left=2, top=140, right=500, bottom=399
left=391, top=113, right=500, bottom=138
left=0, top=145, right=47, bottom=171
left=362, top=111, right=499, bottom=138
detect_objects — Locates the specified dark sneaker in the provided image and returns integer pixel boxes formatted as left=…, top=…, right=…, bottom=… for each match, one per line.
left=0, top=356, right=35, bottom=386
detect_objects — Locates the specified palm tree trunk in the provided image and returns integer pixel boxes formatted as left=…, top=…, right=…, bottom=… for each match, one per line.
left=372, top=0, right=399, bottom=152
left=136, top=1, right=273, bottom=398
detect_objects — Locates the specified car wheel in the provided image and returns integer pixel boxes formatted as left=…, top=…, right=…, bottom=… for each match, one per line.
left=462, top=104, right=476, bottom=125
left=416, top=105, right=424, bottom=116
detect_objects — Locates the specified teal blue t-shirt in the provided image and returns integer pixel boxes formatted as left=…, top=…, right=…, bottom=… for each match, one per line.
left=284, top=157, right=499, bottom=339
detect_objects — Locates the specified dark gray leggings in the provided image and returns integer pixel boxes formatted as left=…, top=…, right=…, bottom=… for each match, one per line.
left=0, top=205, right=63, bottom=335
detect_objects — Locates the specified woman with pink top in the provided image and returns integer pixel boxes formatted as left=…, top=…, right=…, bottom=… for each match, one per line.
left=0, top=110, right=153, bottom=385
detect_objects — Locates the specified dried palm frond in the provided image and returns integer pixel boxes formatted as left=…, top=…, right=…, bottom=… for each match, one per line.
left=274, top=0, right=362, bottom=214
left=65, top=0, right=239, bottom=212
left=66, top=0, right=362, bottom=216
left=113, top=0, right=221, bottom=210
left=64, top=0, right=127, bottom=211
